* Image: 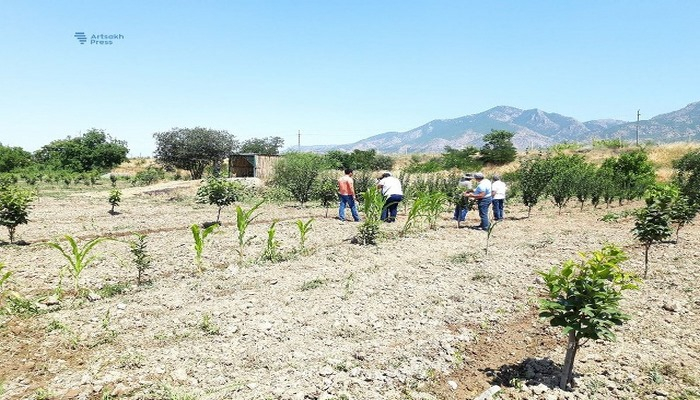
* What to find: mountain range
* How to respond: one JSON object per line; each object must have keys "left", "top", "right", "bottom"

{"left": 299, "top": 101, "right": 700, "bottom": 154}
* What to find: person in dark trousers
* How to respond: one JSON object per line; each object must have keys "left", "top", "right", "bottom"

{"left": 466, "top": 172, "right": 492, "bottom": 230}
{"left": 377, "top": 172, "right": 403, "bottom": 222}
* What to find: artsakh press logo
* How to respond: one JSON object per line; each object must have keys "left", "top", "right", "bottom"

{"left": 74, "top": 32, "right": 87, "bottom": 44}
{"left": 73, "top": 31, "right": 125, "bottom": 45}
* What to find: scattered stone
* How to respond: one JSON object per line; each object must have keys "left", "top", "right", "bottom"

{"left": 171, "top": 368, "right": 188, "bottom": 382}
{"left": 447, "top": 380, "right": 457, "bottom": 390}
{"left": 42, "top": 294, "right": 61, "bottom": 305}
{"left": 473, "top": 385, "right": 501, "bottom": 400}
{"left": 319, "top": 366, "right": 334, "bottom": 377}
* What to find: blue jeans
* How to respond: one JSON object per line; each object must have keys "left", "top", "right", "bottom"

{"left": 492, "top": 199, "right": 504, "bottom": 220}
{"left": 339, "top": 195, "right": 360, "bottom": 221}
{"left": 453, "top": 205, "right": 468, "bottom": 222}
{"left": 381, "top": 194, "right": 403, "bottom": 222}
{"left": 477, "top": 198, "right": 492, "bottom": 229}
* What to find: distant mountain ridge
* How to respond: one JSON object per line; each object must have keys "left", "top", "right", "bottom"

{"left": 299, "top": 101, "right": 700, "bottom": 153}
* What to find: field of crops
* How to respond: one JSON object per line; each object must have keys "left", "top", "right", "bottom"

{"left": 1, "top": 175, "right": 698, "bottom": 400}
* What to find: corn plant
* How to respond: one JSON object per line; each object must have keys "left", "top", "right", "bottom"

{"left": 400, "top": 193, "right": 424, "bottom": 236}
{"left": 260, "top": 220, "right": 282, "bottom": 262}
{"left": 357, "top": 186, "right": 384, "bottom": 245}
{"left": 47, "top": 235, "right": 110, "bottom": 293}
{"left": 485, "top": 220, "right": 501, "bottom": 255}
{"left": 539, "top": 244, "right": 639, "bottom": 389}
{"left": 422, "top": 191, "right": 447, "bottom": 229}
{"left": 108, "top": 189, "right": 121, "bottom": 214}
{"left": 191, "top": 223, "right": 219, "bottom": 273}
{"left": 129, "top": 233, "right": 151, "bottom": 285}
{"left": 235, "top": 200, "right": 263, "bottom": 263}
{"left": 295, "top": 218, "right": 314, "bottom": 253}
{"left": 0, "top": 263, "right": 12, "bottom": 309}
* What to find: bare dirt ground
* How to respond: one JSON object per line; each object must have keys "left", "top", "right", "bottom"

{"left": 1, "top": 180, "right": 699, "bottom": 400}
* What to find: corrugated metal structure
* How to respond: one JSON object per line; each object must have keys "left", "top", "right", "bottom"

{"left": 228, "top": 154, "right": 280, "bottom": 181}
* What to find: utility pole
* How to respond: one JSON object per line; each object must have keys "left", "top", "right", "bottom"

{"left": 636, "top": 109, "right": 641, "bottom": 146}
{"left": 297, "top": 130, "right": 301, "bottom": 150}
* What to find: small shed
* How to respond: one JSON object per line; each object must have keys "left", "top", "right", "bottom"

{"left": 228, "top": 153, "right": 280, "bottom": 181}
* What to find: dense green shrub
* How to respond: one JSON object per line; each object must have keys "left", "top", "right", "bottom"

{"left": 272, "top": 152, "right": 327, "bottom": 205}
{"left": 131, "top": 166, "right": 166, "bottom": 186}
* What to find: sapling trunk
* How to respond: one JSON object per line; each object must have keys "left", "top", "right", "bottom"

{"left": 559, "top": 331, "right": 579, "bottom": 389}
{"left": 644, "top": 244, "right": 650, "bottom": 278}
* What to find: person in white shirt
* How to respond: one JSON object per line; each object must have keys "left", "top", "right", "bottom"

{"left": 491, "top": 174, "right": 507, "bottom": 221}
{"left": 377, "top": 172, "right": 403, "bottom": 223}
{"left": 466, "top": 172, "right": 492, "bottom": 230}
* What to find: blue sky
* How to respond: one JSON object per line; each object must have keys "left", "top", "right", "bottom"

{"left": 1, "top": 1, "right": 698, "bottom": 156}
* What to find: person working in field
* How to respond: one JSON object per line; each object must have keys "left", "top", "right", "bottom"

{"left": 465, "top": 172, "right": 492, "bottom": 230}
{"left": 453, "top": 173, "right": 473, "bottom": 223}
{"left": 338, "top": 168, "right": 361, "bottom": 222}
{"left": 377, "top": 171, "right": 403, "bottom": 223}
{"left": 491, "top": 174, "right": 507, "bottom": 221}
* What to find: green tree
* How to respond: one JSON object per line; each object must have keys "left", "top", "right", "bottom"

{"left": 272, "top": 152, "right": 327, "bottom": 205}
{"left": 0, "top": 185, "right": 35, "bottom": 243}
{"left": 673, "top": 149, "right": 700, "bottom": 207}
{"left": 108, "top": 189, "right": 121, "bottom": 214}
{"left": 613, "top": 149, "right": 656, "bottom": 204}
{"left": 239, "top": 136, "right": 284, "bottom": 155}
{"left": 442, "top": 146, "right": 480, "bottom": 170}
{"left": 153, "top": 127, "right": 237, "bottom": 179}
{"left": 195, "top": 177, "right": 246, "bottom": 223}
{"left": 539, "top": 244, "right": 639, "bottom": 389}
{"left": 518, "top": 157, "right": 551, "bottom": 217}
{"left": 632, "top": 185, "right": 674, "bottom": 278}
{"left": 0, "top": 143, "right": 33, "bottom": 173}
{"left": 34, "top": 129, "right": 128, "bottom": 172}
{"left": 479, "top": 129, "right": 517, "bottom": 165}
{"left": 544, "top": 154, "right": 587, "bottom": 214}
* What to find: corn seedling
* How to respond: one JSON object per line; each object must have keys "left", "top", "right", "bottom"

{"left": 129, "top": 233, "right": 151, "bottom": 285}
{"left": 47, "top": 235, "right": 110, "bottom": 293}
{"left": 191, "top": 223, "right": 219, "bottom": 273}
{"left": 199, "top": 313, "right": 220, "bottom": 335}
{"left": 485, "top": 219, "right": 501, "bottom": 255}
{"left": 108, "top": 189, "right": 121, "bottom": 214}
{"left": 260, "top": 220, "right": 282, "bottom": 262}
{"left": 235, "top": 200, "right": 263, "bottom": 263}
{"left": 295, "top": 218, "right": 314, "bottom": 253}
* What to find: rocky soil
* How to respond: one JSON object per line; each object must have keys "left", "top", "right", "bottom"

{"left": 1, "top": 181, "right": 698, "bottom": 400}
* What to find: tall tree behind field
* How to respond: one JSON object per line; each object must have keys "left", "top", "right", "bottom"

{"left": 239, "top": 136, "right": 284, "bottom": 155}
{"left": 153, "top": 127, "right": 238, "bottom": 180}
{"left": 34, "top": 129, "right": 128, "bottom": 172}
{"left": 0, "top": 143, "right": 33, "bottom": 172}
{"left": 479, "top": 129, "right": 517, "bottom": 165}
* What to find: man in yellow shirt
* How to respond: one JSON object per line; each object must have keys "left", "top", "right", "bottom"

{"left": 338, "top": 169, "right": 360, "bottom": 222}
